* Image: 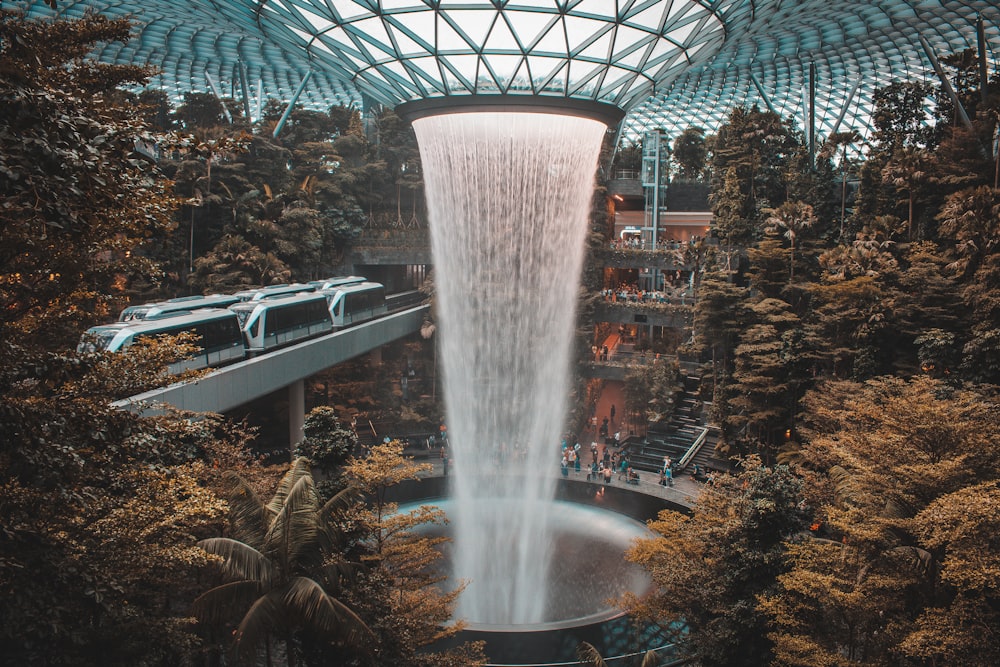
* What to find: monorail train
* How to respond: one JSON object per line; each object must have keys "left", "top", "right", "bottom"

{"left": 229, "top": 292, "right": 332, "bottom": 354}
{"left": 308, "top": 275, "right": 365, "bottom": 291}
{"left": 231, "top": 283, "right": 316, "bottom": 302}
{"left": 119, "top": 294, "right": 241, "bottom": 321}
{"left": 86, "top": 278, "right": 397, "bottom": 371}
{"left": 80, "top": 308, "right": 245, "bottom": 373}
{"left": 324, "top": 281, "right": 388, "bottom": 328}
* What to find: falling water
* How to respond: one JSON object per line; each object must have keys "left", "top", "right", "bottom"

{"left": 412, "top": 111, "right": 606, "bottom": 625}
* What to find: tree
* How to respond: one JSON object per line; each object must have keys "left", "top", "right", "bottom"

{"left": 767, "top": 377, "right": 1000, "bottom": 666}
{"left": 341, "top": 439, "right": 487, "bottom": 666}
{"left": 0, "top": 12, "right": 241, "bottom": 665}
{"left": 194, "top": 458, "right": 374, "bottom": 666}
{"left": 0, "top": 10, "right": 176, "bottom": 348}
{"left": 765, "top": 201, "right": 816, "bottom": 283}
{"left": 294, "top": 406, "right": 358, "bottom": 482}
{"left": 672, "top": 126, "right": 707, "bottom": 180}
{"left": 726, "top": 298, "right": 802, "bottom": 457}
{"left": 623, "top": 458, "right": 807, "bottom": 667}
{"left": 188, "top": 234, "right": 291, "bottom": 292}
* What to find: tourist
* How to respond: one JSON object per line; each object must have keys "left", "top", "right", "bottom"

{"left": 603, "top": 463, "right": 613, "bottom": 484}
{"left": 441, "top": 446, "right": 449, "bottom": 476}
{"left": 610, "top": 403, "right": 616, "bottom": 423}
{"left": 561, "top": 455, "right": 569, "bottom": 477}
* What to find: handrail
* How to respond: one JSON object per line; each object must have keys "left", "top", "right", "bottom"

{"left": 677, "top": 427, "right": 709, "bottom": 471}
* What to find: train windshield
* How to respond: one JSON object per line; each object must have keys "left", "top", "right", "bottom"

{"left": 120, "top": 306, "right": 152, "bottom": 321}
{"left": 78, "top": 328, "right": 120, "bottom": 352}
{"left": 229, "top": 305, "right": 254, "bottom": 327}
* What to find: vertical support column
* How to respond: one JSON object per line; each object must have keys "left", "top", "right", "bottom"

{"left": 288, "top": 379, "right": 305, "bottom": 452}
{"left": 808, "top": 63, "right": 816, "bottom": 170}
{"left": 238, "top": 62, "right": 252, "bottom": 122}
{"left": 978, "top": 15, "right": 989, "bottom": 108}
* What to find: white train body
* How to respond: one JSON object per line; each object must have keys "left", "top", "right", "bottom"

{"left": 229, "top": 292, "right": 332, "bottom": 354}
{"left": 323, "top": 281, "right": 388, "bottom": 328}
{"left": 80, "top": 308, "right": 245, "bottom": 373}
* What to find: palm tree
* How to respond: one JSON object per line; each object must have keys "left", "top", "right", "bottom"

{"left": 577, "top": 641, "right": 660, "bottom": 667}
{"left": 193, "top": 458, "right": 373, "bottom": 666}
{"left": 765, "top": 200, "right": 816, "bottom": 282}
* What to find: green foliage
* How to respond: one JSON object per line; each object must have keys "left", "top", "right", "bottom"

{"left": 768, "top": 377, "right": 1000, "bottom": 666}
{"left": 294, "top": 406, "right": 358, "bottom": 479}
{"left": 624, "top": 458, "right": 807, "bottom": 667}
{"left": 194, "top": 459, "right": 373, "bottom": 665}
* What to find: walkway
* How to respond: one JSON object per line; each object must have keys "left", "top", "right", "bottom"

{"left": 410, "top": 452, "right": 701, "bottom": 509}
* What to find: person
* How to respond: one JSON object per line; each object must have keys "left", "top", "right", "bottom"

{"left": 589, "top": 460, "right": 598, "bottom": 481}
{"left": 610, "top": 403, "right": 616, "bottom": 423}
{"left": 603, "top": 463, "right": 613, "bottom": 484}
{"left": 441, "top": 446, "right": 449, "bottom": 476}
{"left": 664, "top": 465, "right": 673, "bottom": 487}
{"left": 561, "top": 455, "right": 569, "bottom": 477}
{"left": 599, "top": 418, "right": 609, "bottom": 439}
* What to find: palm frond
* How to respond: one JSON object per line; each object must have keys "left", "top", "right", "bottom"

{"left": 266, "top": 457, "right": 312, "bottom": 515}
{"left": 198, "top": 537, "right": 274, "bottom": 585}
{"left": 576, "top": 641, "right": 607, "bottom": 666}
{"left": 234, "top": 590, "right": 287, "bottom": 664}
{"left": 264, "top": 474, "right": 320, "bottom": 568}
{"left": 191, "top": 580, "right": 263, "bottom": 624}
{"left": 283, "top": 576, "right": 374, "bottom": 648}
{"left": 224, "top": 471, "right": 270, "bottom": 548}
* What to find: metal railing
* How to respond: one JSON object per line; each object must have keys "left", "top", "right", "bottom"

{"left": 676, "top": 427, "right": 709, "bottom": 471}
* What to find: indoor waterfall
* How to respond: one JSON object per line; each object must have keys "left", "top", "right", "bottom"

{"left": 412, "top": 111, "right": 606, "bottom": 624}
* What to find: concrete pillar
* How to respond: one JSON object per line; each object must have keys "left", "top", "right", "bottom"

{"left": 288, "top": 379, "right": 305, "bottom": 451}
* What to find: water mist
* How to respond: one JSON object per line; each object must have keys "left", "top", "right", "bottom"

{"left": 412, "top": 111, "right": 606, "bottom": 625}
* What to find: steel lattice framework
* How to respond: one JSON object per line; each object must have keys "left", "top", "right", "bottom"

{"left": 18, "top": 0, "right": 1000, "bottom": 143}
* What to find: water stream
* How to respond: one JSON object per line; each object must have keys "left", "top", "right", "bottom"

{"left": 412, "top": 111, "right": 606, "bottom": 624}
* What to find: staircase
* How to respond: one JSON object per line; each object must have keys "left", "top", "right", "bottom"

{"left": 625, "top": 374, "right": 707, "bottom": 474}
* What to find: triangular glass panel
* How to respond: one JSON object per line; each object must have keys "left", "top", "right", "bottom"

{"left": 565, "top": 15, "right": 607, "bottom": 51}
{"left": 319, "top": 25, "right": 361, "bottom": 57}
{"left": 624, "top": 2, "right": 666, "bottom": 32}
{"left": 504, "top": 9, "right": 554, "bottom": 50}
{"left": 408, "top": 56, "right": 446, "bottom": 92}
{"left": 353, "top": 17, "right": 395, "bottom": 56}
{"left": 575, "top": 27, "right": 614, "bottom": 61}
{"left": 385, "top": 21, "right": 428, "bottom": 55}
{"left": 614, "top": 42, "right": 650, "bottom": 70}
{"left": 483, "top": 53, "right": 523, "bottom": 88}
{"left": 663, "top": 20, "right": 696, "bottom": 47}
{"left": 436, "top": 12, "right": 470, "bottom": 50}
{"left": 567, "top": 0, "right": 615, "bottom": 21}
{"left": 380, "top": 0, "right": 423, "bottom": 11}
{"left": 441, "top": 9, "right": 497, "bottom": 47}
{"left": 484, "top": 13, "right": 521, "bottom": 52}
{"left": 330, "top": 0, "right": 372, "bottom": 21}
{"left": 504, "top": 57, "right": 531, "bottom": 93}
{"left": 387, "top": 12, "right": 435, "bottom": 54}
{"left": 526, "top": 54, "right": 562, "bottom": 84}
{"left": 612, "top": 24, "right": 653, "bottom": 58}
{"left": 440, "top": 53, "right": 480, "bottom": 86}
{"left": 532, "top": 17, "right": 568, "bottom": 55}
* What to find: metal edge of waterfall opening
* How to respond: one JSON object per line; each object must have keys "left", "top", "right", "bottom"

{"left": 394, "top": 95, "right": 626, "bottom": 127}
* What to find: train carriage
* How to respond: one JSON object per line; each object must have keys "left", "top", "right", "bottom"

{"left": 80, "top": 308, "right": 245, "bottom": 373}
{"left": 323, "top": 281, "right": 387, "bottom": 328}
{"left": 229, "top": 292, "right": 333, "bottom": 354}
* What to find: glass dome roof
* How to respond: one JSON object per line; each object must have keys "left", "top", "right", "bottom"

{"left": 20, "top": 1, "right": 1000, "bottom": 142}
